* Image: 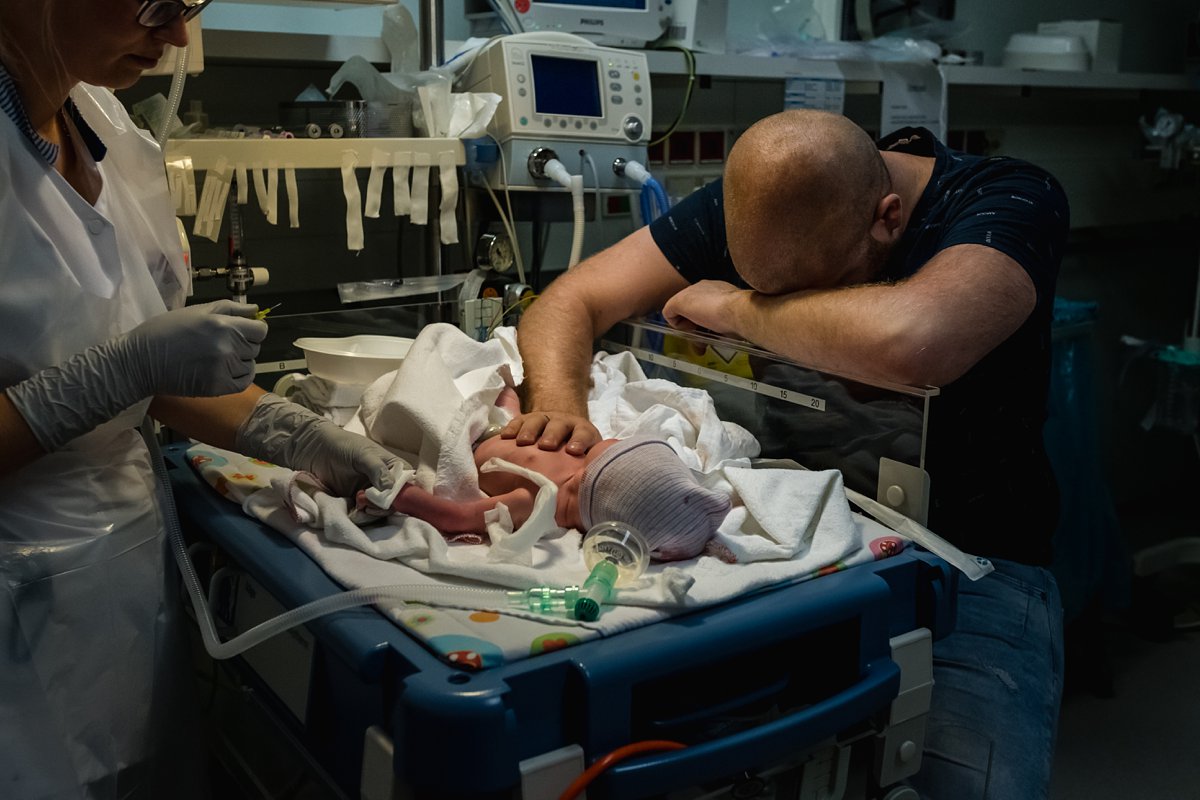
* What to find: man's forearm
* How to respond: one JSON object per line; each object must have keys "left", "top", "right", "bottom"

{"left": 517, "top": 227, "right": 689, "bottom": 417}
{"left": 731, "top": 285, "right": 915, "bottom": 382}
{"left": 516, "top": 291, "right": 598, "bottom": 417}
{"left": 729, "top": 243, "right": 1035, "bottom": 388}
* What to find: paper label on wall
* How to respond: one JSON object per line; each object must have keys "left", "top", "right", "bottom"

{"left": 879, "top": 63, "right": 946, "bottom": 140}
{"left": 784, "top": 77, "right": 846, "bottom": 114}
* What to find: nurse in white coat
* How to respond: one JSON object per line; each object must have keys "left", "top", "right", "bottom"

{"left": 0, "top": 1, "right": 402, "bottom": 796}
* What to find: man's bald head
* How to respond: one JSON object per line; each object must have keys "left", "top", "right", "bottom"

{"left": 724, "top": 110, "right": 893, "bottom": 294}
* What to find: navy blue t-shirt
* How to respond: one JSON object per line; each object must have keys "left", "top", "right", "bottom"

{"left": 648, "top": 128, "right": 1069, "bottom": 565}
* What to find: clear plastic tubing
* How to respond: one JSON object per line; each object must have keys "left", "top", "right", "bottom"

{"left": 157, "top": 443, "right": 655, "bottom": 656}
{"left": 157, "top": 45, "right": 189, "bottom": 149}
{"left": 158, "top": 462, "right": 580, "bottom": 659}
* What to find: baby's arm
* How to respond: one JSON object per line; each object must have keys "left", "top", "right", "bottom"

{"left": 383, "top": 483, "right": 537, "bottom": 534}
{"left": 495, "top": 385, "right": 522, "bottom": 416}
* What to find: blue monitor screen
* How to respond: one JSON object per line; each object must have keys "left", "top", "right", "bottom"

{"left": 534, "top": 0, "right": 647, "bottom": 7}
{"left": 530, "top": 55, "right": 602, "bottom": 117}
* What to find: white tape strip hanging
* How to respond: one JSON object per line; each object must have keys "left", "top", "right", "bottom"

{"left": 192, "top": 157, "right": 220, "bottom": 237}
{"left": 251, "top": 162, "right": 269, "bottom": 217}
{"left": 341, "top": 150, "right": 365, "bottom": 251}
{"left": 166, "top": 156, "right": 196, "bottom": 217}
{"left": 392, "top": 151, "right": 412, "bottom": 217}
{"left": 266, "top": 161, "right": 279, "bottom": 226}
{"left": 236, "top": 163, "right": 249, "bottom": 204}
{"left": 192, "top": 156, "right": 232, "bottom": 242}
{"left": 182, "top": 158, "right": 197, "bottom": 217}
{"left": 410, "top": 151, "right": 431, "bottom": 226}
{"left": 285, "top": 164, "right": 299, "bottom": 228}
{"left": 365, "top": 149, "right": 388, "bottom": 219}
{"left": 438, "top": 150, "right": 459, "bottom": 245}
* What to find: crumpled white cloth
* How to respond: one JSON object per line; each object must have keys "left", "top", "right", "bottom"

{"left": 233, "top": 324, "right": 880, "bottom": 632}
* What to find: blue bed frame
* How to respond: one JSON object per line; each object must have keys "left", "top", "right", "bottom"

{"left": 163, "top": 442, "right": 956, "bottom": 799}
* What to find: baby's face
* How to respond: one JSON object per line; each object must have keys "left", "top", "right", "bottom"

{"left": 555, "top": 439, "right": 620, "bottom": 528}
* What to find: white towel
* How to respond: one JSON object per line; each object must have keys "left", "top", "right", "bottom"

{"left": 717, "top": 466, "right": 857, "bottom": 564}
{"left": 348, "top": 322, "right": 523, "bottom": 500}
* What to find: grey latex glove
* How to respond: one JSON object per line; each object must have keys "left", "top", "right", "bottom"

{"left": 235, "top": 392, "right": 400, "bottom": 496}
{"left": 7, "top": 300, "right": 267, "bottom": 452}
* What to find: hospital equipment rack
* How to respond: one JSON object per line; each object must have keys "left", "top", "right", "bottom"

{"left": 163, "top": 442, "right": 955, "bottom": 800}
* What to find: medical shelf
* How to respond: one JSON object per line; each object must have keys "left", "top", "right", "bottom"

{"left": 938, "top": 65, "right": 1196, "bottom": 91}
{"left": 641, "top": 50, "right": 1198, "bottom": 93}
{"left": 164, "top": 136, "right": 465, "bottom": 171}
{"left": 198, "top": 28, "right": 1197, "bottom": 95}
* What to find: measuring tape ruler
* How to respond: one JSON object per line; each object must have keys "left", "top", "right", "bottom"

{"left": 254, "top": 358, "right": 308, "bottom": 375}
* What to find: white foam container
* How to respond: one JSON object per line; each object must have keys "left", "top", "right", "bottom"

{"left": 294, "top": 335, "right": 414, "bottom": 384}
{"left": 1002, "top": 32, "right": 1090, "bottom": 71}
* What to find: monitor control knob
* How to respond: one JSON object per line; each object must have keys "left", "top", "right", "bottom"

{"left": 622, "top": 116, "right": 644, "bottom": 141}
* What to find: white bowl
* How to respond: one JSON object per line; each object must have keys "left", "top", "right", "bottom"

{"left": 1002, "top": 32, "right": 1089, "bottom": 71}
{"left": 294, "top": 335, "right": 413, "bottom": 384}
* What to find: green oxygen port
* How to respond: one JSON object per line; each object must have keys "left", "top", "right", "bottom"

{"left": 574, "top": 559, "right": 619, "bottom": 621}
{"left": 506, "top": 586, "right": 580, "bottom": 614}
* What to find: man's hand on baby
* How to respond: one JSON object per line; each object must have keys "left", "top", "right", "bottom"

{"left": 500, "top": 411, "right": 601, "bottom": 454}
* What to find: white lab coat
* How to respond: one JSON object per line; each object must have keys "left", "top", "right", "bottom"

{"left": 0, "top": 84, "right": 198, "bottom": 798}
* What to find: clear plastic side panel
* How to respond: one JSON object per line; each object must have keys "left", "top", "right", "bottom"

{"left": 603, "top": 318, "right": 938, "bottom": 501}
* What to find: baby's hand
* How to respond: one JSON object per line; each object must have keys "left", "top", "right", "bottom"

{"left": 355, "top": 489, "right": 392, "bottom": 519}
{"left": 500, "top": 410, "right": 601, "bottom": 455}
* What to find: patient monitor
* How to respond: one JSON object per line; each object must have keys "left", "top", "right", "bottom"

{"left": 458, "top": 33, "right": 651, "bottom": 190}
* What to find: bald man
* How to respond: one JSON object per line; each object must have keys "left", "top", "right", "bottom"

{"left": 508, "top": 110, "right": 1069, "bottom": 799}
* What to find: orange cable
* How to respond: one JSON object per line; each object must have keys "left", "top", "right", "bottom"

{"left": 557, "top": 739, "right": 686, "bottom": 800}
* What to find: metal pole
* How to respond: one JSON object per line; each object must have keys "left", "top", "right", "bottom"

{"left": 418, "top": 0, "right": 445, "bottom": 71}
{"left": 418, "top": 0, "right": 446, "bottom": 315}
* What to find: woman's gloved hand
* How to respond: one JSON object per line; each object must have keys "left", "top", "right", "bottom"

{"left": 6, "top": 300, "right": 267, "bottom": 452}
{"left": 117, "top": 300, "right": 267, "bottom": 398}
{"left": 235, "top": 393, "right": 400, "bottom": 496}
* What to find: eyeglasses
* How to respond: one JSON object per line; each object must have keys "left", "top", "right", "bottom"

{"left": 136, "top": 0, "right": 213, "bottom": 28}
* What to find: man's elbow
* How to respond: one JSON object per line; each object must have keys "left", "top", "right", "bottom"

{"left": 876, "top": 328, "right": 973, "bottom": 388}
{"left": 883, "top": 350, "right": 967, "bottom": 388}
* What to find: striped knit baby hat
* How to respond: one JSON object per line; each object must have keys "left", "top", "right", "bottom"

{"left": 579, "top": 436, "right": 731, "bottom": 561}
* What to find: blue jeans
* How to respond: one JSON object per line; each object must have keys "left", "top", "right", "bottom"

{"left": 908, "top": 559, "right": 1065, "bottom": 800}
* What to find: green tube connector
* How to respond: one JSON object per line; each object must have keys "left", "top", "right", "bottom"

{"left": 506, "top": 586, "right": 581, "bottom": 615}
{"left": 574, "top": 559, "right": 619, "bottom": 622}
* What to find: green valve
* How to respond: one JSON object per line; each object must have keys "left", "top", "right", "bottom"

{"left": 574, "top": 559, "right": 619, "bottom": 621}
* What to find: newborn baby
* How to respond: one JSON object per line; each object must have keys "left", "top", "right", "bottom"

{"left": 362, "top": 391, "right": 731, "bottom": 561}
